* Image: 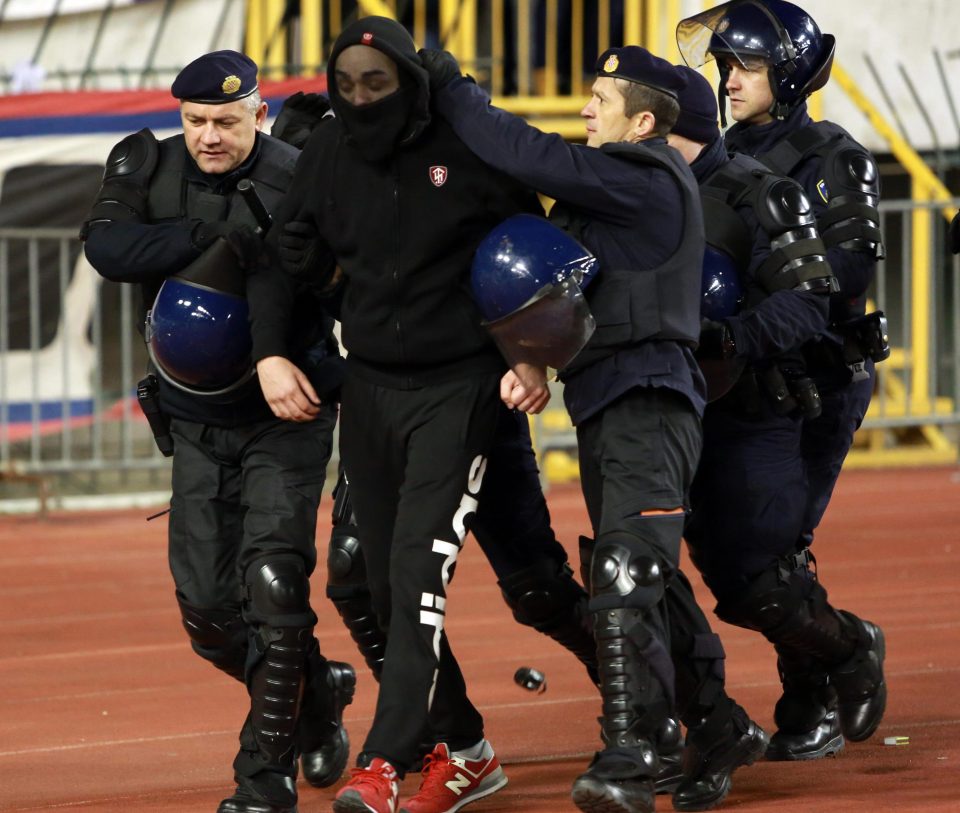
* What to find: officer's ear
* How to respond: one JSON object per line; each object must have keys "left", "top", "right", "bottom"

{"left": 630, "top": 109, "right": 656, "bottom": 142}
{"left": 254, "top": 101, "right": 269, "bottom": 131}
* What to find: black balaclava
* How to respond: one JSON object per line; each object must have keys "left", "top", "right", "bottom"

{"left": 327, "top": 16, "right": 431, "bottom": 163}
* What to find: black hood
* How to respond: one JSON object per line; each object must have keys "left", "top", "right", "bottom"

{"left": 327, "top": 16, "right": 431, "bottom": 149}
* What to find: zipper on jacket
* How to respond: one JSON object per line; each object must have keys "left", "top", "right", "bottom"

{"left": 392, "top": 169, "right": 406, "bottom": 364}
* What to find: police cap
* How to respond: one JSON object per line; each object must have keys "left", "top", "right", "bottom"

{"left": 595, "top": 46, "right": 684, "bottom": 100}
{"left": 171, "top": 50, "right": 259, "bottom": 104}
{"left": 672, "top": 65, "right": 720, "bottom": 144}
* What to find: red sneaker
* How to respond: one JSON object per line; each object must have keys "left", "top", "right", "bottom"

{"left": 333, "top": 757, "right": 399, "bottom": 813}
{"left": 400, "top": 741, "right": 508, "bottom": 813}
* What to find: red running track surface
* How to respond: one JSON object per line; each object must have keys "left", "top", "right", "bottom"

{"left": 1, "top": 467, "right": 958, "bottom": 812}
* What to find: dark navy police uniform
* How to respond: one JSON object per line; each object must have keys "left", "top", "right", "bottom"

{"left": 430, "top": 46, "right": 762, "bottom": 813}
{"left": 82, "top": 50, "right": 350, "bottom": 813}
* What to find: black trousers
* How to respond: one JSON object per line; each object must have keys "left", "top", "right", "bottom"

{"left": 577, "top": 386, "right": 707, "bottom": 737}
{"left": 168, "top": 409, "right": 336, "bottom": 611}
{"left": 471, "top": 405, "right": 569, "bottom": 578}
{"left": 339, "top": 372, "right": 501, "bottom": 772}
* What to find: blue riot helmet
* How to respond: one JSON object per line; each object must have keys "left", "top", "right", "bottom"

{"left": 471, "top": 214, "right": 598, "bottom": 370}
{"left": 698, "top": 246, "right": 746, "bottom": 402}
{"left": 145, "top": 238, "right": 256, "bottom": 396}
{"left": 701, "top": 245, "right": 744, "bottom": 321}
{"left": 676, "top": 0, "right": 835, "bottom": 121}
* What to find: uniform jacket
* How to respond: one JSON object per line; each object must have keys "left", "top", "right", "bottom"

{"left": 84, "top": 132, "right": 338, "bottom": 426}
{"left": 693, "top": 135, "right": 828, "bottom": 363}
{"left": 725, "top": 103, "right": 877, "bottom": 324}
{"left": 433, "top": 77, "right": 707, "bottom": 425}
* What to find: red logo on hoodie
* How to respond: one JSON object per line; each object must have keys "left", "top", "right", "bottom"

{"left": 429, "top": 166, "right": 448, "bottom": 187}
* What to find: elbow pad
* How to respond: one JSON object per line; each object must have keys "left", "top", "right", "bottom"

{"left": 80, "top": 128, "right": 159, "bottom": 239}
{"left": 754, "top": 177, "right": 836, "bottom": 295}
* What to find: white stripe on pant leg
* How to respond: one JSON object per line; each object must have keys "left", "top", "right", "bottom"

{"left": 421, "top": 454, "right": 489, "bottom": 709}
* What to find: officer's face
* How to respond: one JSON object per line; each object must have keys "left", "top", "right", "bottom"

{"left": 581, "top": 77, "right": 645, "bottom": 147}
{"left": 335, "top": 46, "right": 401, "bottom": 106}
{"left": 720, "top": 56, "right": 775, "bottom": 125}
{"left": 181, "top": 99, "right": 267, "bottom": 174}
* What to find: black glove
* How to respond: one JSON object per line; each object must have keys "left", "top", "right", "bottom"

{"left": 190, "top": 220, "right": 263, "bottom": 269}
{"left": 418, "top": 48, "right": 463, "bottom": 92}
{"left": 279, "top": 220, "right": 336, "bottom": 289}
{"left": 697, "top": 319, "right": 736, "bottom": 359}
{"left": 950, "top": 211, "right": 960, "bottom": 256}
{"left": 270, "top": 91, "right": 332, "bottom": 150}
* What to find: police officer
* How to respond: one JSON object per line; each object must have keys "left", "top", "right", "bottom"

{"left": 81, "top": 51, "right": 354, "bottom": 813}
{"left": 667, "top": 63, "right": 851, "bottom": 768}
{"left": 259, "top": 17, "right": 541, "bottom": 813}
{"left": 950, "top": 211, "right": 960, "bottom": 255}
{"left": 677, "top": 0, "right": 887, "bottom": 761}
{"left": 421, "top": 44, "right": 766, "bottom": 813}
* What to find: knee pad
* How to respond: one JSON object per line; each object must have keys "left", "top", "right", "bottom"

{"left": 589, "top": 531, "right": 665, "bottom": 613}
{"left": 245, "top": 554, "right": 316, "bottom": 630}
{"left": 714, "top": 561, "right": 808, "bottom": 633}
{"left": 499, "top": 558, "right": 587, "bottom": 630}
{"left": 326, "top": 523, "right": 367, "bottom": 591}
{"left": 176, "top": 594, "right": 247, "bottom": 681}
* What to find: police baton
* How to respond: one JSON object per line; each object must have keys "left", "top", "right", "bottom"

{"left": 237, "top": 179, "right": 273, "bottom": 237}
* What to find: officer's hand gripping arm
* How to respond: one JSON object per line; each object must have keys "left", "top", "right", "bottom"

{"left": 418, "top": 48, "right": 465, "bottom": 91}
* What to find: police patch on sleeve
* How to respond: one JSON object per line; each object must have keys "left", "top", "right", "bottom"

{"left": 816, "top": 179, "right": 830, "bottom": 203}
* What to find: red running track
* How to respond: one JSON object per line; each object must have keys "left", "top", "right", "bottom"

{"left": 1, "top": 466, "right": 958, "bottom": 812}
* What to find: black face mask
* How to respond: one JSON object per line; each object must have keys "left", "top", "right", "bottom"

{"left": 336, "top": 84, "right": 419, "bottom": 163}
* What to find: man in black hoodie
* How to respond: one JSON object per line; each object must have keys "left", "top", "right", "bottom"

{"left": 258, "top": 16, "right": 539, "bottom": 813}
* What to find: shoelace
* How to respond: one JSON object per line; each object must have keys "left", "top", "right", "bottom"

{"left": 415, "top": 750, "right": 458, "bottom": 797}
{"left": 347, "top": 766, "right": 395, "bottom": 791}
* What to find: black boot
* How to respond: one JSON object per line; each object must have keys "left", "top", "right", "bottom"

{"left": 572, "top": 748, "right": 657, "bottom": 813}
{"left": 217, "top": 776, "right": 298, "bottom": 813}
{"left": 654, "top": 717, "right": 684, "bottom": 794}
{"left": 298, "top": 655, "right": 357, "bottom": 787}
{"left": 571, "top": 604, "right": 670, "bottom": 813}
{"left": 672, "top": 705, "right": 768, "bottom": 812}
{"left": 829, "top": 613, "right": 886, "bottom": 742}
{"left": 766, "top": 650, "right": 844, "bottom": 761}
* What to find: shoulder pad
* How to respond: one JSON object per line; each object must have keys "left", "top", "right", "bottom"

{"left": 104, "top": 128, "right": 160, "bottom": 183}
{"left": 816, "top": 139, "right": 883, "bottom": 257}
{"left": 80, "top": 128, "right": 159, "bottom": 238}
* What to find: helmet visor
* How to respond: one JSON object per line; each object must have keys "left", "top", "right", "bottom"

{"left": 677, "top": 1, "right": 791, "bottom": 71}
{"left": 484, "top": 280, "right": 595, "bottom": 371}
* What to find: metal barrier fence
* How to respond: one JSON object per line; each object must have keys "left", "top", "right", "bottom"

{"left": 1, "top": 201, "right": 958, "bottom": 504}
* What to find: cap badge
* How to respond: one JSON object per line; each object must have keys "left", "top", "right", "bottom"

{"left": 603, "top": 54, "right": 619, "bottom": 73}
{"left": 361, "top": 32, "right": 374, "bottom": 44}
{"left": 716, "top": 17, "right": 730, "bottom": 34}
{"left": 222, "top": 75, "right": 241, "bottom": 94}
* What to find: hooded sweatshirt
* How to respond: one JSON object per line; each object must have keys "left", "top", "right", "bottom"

{"left": 266, "top": 16, "right": 539, "bottom": 388}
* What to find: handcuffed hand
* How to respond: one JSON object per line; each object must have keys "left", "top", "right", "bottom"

{"left": 270, "top": 91, "right": 332, "bottom": 150}
{"left": 418, "top": 48, "right": 463, "bottom": 91}
{"left": 501, "top": 363, "right": 550, "bottom": 414}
